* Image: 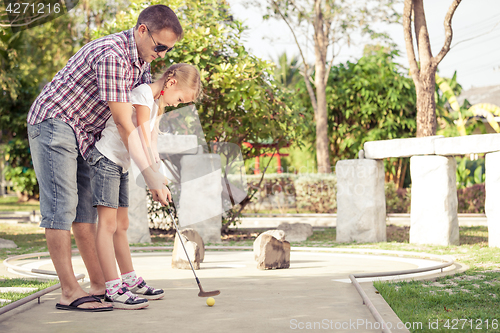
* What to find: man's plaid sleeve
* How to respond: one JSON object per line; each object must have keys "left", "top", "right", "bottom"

{"left": 96, "top": 55, "right": 131, "bottom": 103}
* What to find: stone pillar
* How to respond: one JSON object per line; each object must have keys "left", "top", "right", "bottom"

{"left": 409, "top": 156, "right": 458, "bottom": 246}
{"left": 485, "top": 151, "right": 500, "bottom": 248}
{"left": 335, "top": 159, "right": 386, "bottom": 243}
{"left": 178, "top": 154, "right": 222, "bottom": 244}
{"left": 127, "top": 176, "right": 151, "bottom": 244}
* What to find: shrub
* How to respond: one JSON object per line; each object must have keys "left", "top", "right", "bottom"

{"left": 294, "top": 174, "right": 336, "bottom": 213}
{"left": 457, "top": 183, "right": 485, "bottom": 214}
{"left": 385, "top": 182, "right": 411, "bottom": 213}
{"left": 384, "top": 183, "right": 485, "bottom": 214}
{"left": 2, "top": 139, "right": 38, "bottom": 201}
{"left": 242, "top": 173, "right": 338, "bottom": 213}
{"left": 244, "top": 173, "right": 299, "bottom": 213}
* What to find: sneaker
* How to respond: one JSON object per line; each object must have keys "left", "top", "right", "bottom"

{"left": 125, "top": 277, "right": 165, "bottom": 300}
{"left": 104, "top": 287, "right": 149, "bottom": 310}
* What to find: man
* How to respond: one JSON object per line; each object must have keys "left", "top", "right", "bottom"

{"left": 27, "top": 5, "right": 178, "bottom": 311}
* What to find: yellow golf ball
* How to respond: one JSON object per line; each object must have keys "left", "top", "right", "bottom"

{"left": 206, "top": 297, "right": 215, "bottom": 307}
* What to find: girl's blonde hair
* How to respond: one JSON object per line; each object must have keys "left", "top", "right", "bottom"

{"left": 157, "top": 63, "right": 203, "bottom": 115}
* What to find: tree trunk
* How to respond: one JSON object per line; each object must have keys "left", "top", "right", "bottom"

{"left": 313, "top": 0, "right": 331, "bottom": 173}
{"left": 315, "top": 65, "right": 330, "bottom": 173}
{"left": 412, "top": 0, "right": 436, "bottom": 137}
{"left": 415, "top": 68, "right": 437, "bottom": 137}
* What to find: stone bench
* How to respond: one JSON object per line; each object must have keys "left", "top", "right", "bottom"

{"left": 336, "top": 133, "right": 500, "bottom": 247}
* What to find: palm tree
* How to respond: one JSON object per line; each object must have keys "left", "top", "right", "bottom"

{"left": 273, "top": 52, "right": 302, "bottom": 89}
{"left": 436, "top": 73, "right": 500, "bottom": 136}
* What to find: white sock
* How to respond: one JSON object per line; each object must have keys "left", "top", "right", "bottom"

{"left": 105, "top": 278, "right": 122, "bottom": 295}
{"left": 122, "top": 270, "right": 139, "bottom": 287}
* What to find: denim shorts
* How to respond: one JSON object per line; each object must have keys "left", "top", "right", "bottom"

{"left": 27, "top": 118, "right": 97, "bottom": 230}
{"left": 88, "top": 148, "right": 129, "bottom": 209}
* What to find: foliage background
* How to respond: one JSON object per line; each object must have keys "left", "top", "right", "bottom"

{"left": 294, "top": 49, "right": 417, "bottom": 168}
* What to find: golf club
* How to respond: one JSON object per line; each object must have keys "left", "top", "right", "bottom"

{"left": 165, "top": 207, "right": 220, "bottom": 297}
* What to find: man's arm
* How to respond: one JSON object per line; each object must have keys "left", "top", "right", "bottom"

{"left": 151, "top": 116, "right": 161, "bottom": 166}
{"left": 108, "top": 101, "right": 170, "bottom": 205}
{"left": 135, "top": 104, "right": 155, "bottom": 167}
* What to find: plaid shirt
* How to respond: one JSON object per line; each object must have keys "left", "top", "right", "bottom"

{"left": 28, "top": 28, "right": 152, "bottom": 159}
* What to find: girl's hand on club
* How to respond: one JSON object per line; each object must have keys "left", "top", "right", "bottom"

{"left": 143, "top": 167, "right": 170, "bottom": 206}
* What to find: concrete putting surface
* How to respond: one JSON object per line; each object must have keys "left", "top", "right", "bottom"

{"left": 1, "top": 249, "right": 460, "bottom": 333}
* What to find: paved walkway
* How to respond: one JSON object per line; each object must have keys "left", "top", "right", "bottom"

{"left": 0, "top": 249, "right": 463, "bottom": 333}
{"left": 234, "top": 213, "right": 488, "bottom": 229}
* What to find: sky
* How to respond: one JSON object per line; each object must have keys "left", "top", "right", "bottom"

{"left": 226, "top": 0, "right": 500, "bottom": 91}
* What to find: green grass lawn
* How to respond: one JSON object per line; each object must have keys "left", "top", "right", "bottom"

{"left": 0, "top": 196, "right": 40, "bottom": 212}
{"left": 0, "top": 278, "right": 58, "bottom": 306}
{"left": 0, "top": 223, "right": 73, "bottom": 308}
{"left": 374, "top": 272, "right": 500, "bottom": 333}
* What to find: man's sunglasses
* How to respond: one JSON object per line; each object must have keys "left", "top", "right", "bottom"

{"left": 143, "top": 24, "right": 174, "bottom": 53}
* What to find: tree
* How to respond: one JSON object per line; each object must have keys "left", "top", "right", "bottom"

{"left": 259, "top": 0, "right": 399, "bottom": 173}
{"left": 403, "top": 0, "right": 462, "bottom": 137}
{"left": 295, "top": 49, "right": 417, "bottom": 185}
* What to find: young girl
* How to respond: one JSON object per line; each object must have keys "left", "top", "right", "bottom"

{"left": 89, "top": 63, "right": 202, "bottom": 309}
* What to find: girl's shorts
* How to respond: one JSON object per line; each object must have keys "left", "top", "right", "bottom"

{"left": 88, "top": 148, "right": 129, "bottom": 209}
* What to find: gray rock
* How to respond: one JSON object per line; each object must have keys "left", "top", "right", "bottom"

{"left": 409, "top": 156, "right": 459, "bottom": 246}
{"left": 276, "top": 222, "right": 312, "bottom": 242}
{"left": 485, "top": 151, "right": 500, "bottom": 248}
{"left": 171, "top": 233, "right": 201, "bottom": 270}
{"left": 0, "top": 238, "right": 17, "bottom": 249}
{"left": 179, "top": 228, "right": 205, "bottom": 262}
{"left": 253, "top": 230, "right": 286, "bottom": 260}
{"left": 335, "top": 159, "right": 386, "bottom": 243}
{"left": 255, "top": 234, "right": 290, "bottom": 270}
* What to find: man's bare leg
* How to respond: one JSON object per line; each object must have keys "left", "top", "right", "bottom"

{"left": 72, "top": 222, "right": 106, "bottom": 296}
{"left": 46, "top": 228, "right": 109, "bottom": 309}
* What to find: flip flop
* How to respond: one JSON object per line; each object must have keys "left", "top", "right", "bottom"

{"left": 92, "top": 294, "right": 105, "bottom": 300}
{"left": 56, "top": 295, "right": 113, "bottom": 312}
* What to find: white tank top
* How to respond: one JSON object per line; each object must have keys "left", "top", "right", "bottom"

{"left": 95, "top": 84, "right": 158, "bottom": 172}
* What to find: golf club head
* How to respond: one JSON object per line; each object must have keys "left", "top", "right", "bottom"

{"left": 198, "top": 290, "right": 221, "bottom": 297}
